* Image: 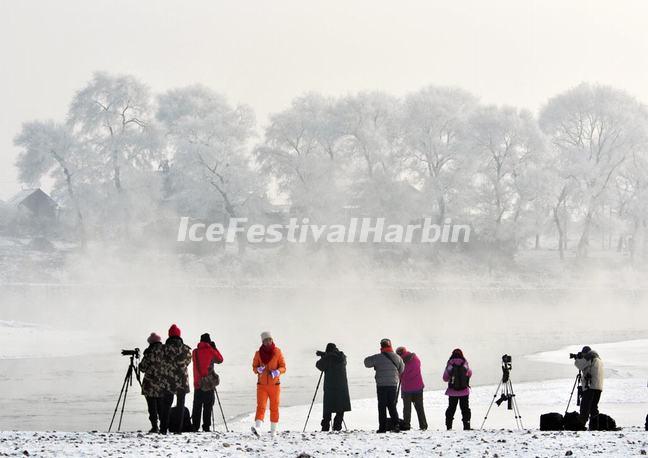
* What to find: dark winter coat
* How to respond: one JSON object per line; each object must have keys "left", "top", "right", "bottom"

{"left": 316, "top": 349, "right": 352, "bottom": 413}
{"left": 161, "top": 336, "right": 193, "bottom": 394}
{"left": 139, "top": 342, "right": 165, "bottom": 398}
{"left": 364, "top": 350, "right": 404, "bottom": 387}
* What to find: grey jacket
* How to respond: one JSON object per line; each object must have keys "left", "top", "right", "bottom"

{"left": 364, "top": 351, "right": 405, "bottom": 387}
{"left": 574, "top": 351, "right": 604, "bottom": 391}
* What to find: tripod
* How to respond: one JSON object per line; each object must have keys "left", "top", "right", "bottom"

{"left": 109, "top": 352, "right": 142, "bottom": 432}
{"left": 481, "top": 366, "right": 523, "bottom": 429}
{"left": 565, "top": 371, "right": 582, "bottom": 413}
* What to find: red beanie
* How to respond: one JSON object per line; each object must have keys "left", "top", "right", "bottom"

{"left": 168, "top": 324, "right": 181, "bottom": 338}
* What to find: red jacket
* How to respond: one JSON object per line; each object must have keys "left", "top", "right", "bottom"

{"left": 192, "top": 342, "right": 224, "bottom": 389}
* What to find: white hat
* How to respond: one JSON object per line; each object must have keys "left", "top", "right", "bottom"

{"left": 261, "top": 331, "right": 272, "bottom": 341}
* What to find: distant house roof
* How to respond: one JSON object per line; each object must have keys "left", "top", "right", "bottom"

{"left": 8, "top": 188, "right": 58, "bottom": 218}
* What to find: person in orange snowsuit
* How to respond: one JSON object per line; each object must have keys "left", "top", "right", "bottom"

{"left": 251, "top": 331, "right": 286, "bottom": 437}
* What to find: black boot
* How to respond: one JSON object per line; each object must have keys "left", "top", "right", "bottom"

{"left": 446, "top": 417, "right": 453, "bottom": 430}
{"left": 321, "top": 419, "right": 330, "bottom": 432}
{"left": 148, "top": 422, "right": 159, "bottom": 434}
{"left": 463, "top": 420, "right": 471, "bottom": 430}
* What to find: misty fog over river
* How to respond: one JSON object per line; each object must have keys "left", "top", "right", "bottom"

{"left": 1, "top": 282, "right": 646, "bottom": 431}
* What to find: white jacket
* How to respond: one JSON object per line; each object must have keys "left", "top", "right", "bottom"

{"left": 574, "top": 351, "right": 604, "bottom": 391}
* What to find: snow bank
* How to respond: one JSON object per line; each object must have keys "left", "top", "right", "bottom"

{"left": 1, "top": 429, "right": 647, "bottom": 457}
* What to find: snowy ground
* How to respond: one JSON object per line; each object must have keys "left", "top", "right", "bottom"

{"left": 1, "top": 428, "right": 648, "bottom": 457}
{"left": 1, "top": 340, "right": 647, "bottom": 456}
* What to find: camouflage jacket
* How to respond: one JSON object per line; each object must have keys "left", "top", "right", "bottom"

{"left": 139, "top": 342, "right": 165, "bottom": 397}
{"left": 161, "top": 336, "right": 193, "bottom": 394}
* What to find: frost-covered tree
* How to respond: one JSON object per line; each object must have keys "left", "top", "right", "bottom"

{"left": 14, "top": 120, "right": 86, "bottom": 243}
{"left": 66, "top": 72, "right": 162, "bottom": 237}
{"left": 400, "top": 86, "right": 478, "bottom": 223}
{"left": 157, "top": 84, "right": 259, "bottom": 222}
{"left": 539, "top": 83, "right": 646, "bottom": 258}
{"left": 335, "top": 92, "right": 409, "bottom": 219}
{"left": 255, "top": 93, "right": 346, "bottom": 220}
{"left": 466, "top": 106, "right": 545, "bottom": 244}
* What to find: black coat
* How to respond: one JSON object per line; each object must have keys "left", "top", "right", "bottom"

{"left": 316, "top": 350, "right": 351, "bottom": 413}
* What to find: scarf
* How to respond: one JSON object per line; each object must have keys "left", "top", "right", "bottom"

{"left": 380, "top": 346, "right": 394, "bottom": 353}
{"left": 259, "top": 342, "right": 276, "bottom": 364}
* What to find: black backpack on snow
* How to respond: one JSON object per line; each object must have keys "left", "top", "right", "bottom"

{"left": 169, "top": 406, "right": 193, "bottom": 433}
{"left": 449, "top": 363, "right": 470, "bottom": 391}
{"left": 540, "top": 412, "right": 564, "bottom": 431}
{"left": 563, "top": 411, "right": 586, "bottom": 431}
{"left": 589, "top": 413, "right": 619, "bottom": 431}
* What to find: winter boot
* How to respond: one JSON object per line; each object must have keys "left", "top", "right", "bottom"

{"left": 270, "top": 422, "right": 278, "bottom": 438}
{"left": 463, "top": 420, "right": 471, "bottom": 430}
{"left": 148, "top": 420, "right": 159, "bottom": 434}
{"left": 446, "top": 417, "right": 453, "bottom": 430}
{"left": 321, "top": 419, "right": 331, "bottom": 432}
{"left": 251, "top": 419, "right": 262, "bottom": 437}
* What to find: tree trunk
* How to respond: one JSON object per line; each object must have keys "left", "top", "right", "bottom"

{"left": 576, "top": 212, "right": 593, "bottom": 259}
{"left": 553, "top": 206, "right": 564, "bottom": 261}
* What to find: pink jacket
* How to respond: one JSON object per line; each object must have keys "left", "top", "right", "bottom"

{"left": 400, "top": 351, "right": 425, "bottom": 394}
{"left": 443, "top": 358, "right": 472, "bottom": 397}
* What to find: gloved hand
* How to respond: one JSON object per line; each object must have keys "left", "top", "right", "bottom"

{"left": 271, "top": 369, "right": 280, "bottom": 379}
{"left": 316, "top": 350, "right": 325, "bottom": 357}
{"left": 257, "top": 366, "right": 265, "bottom": 374}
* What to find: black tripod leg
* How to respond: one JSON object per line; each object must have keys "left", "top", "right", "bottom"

{"left": 565, "top": 373, "right": 580, "bottom": 414}
{"left": 480, "top": 379, "right": 502, "bottom": 430}
{"left": 109, "top": 366, "right": 131, "bottom": 432}
{"left": 508, "top": 381, "right": 523, "bottom": 429}
{"left": 117, "top": 365, "right": 133, "bottom": 432}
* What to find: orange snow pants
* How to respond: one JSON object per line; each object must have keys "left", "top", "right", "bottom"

{"left": 256, "top": 384, "right": 281, "bottom": 422}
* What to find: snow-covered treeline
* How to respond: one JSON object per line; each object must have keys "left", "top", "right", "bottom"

{"left": 10, "top": 72, "right": 648, "bottom": 262}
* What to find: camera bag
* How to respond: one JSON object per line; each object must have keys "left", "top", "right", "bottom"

{"left": 540, "top": 412, "right": 564, "bottom": 431}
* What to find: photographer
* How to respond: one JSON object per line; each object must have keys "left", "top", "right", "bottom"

{"left": 315, "top": 343, "right": 351, "bottom": 432}
{"left": 191, "top": 333, "right": 224, "bottom": 432}
{"left": 395, "top": 346, "right": 427, "bottom": 431}
{"left": 138, "top": 333, "right": 165, "bottom": 433}
{"left": 364, "top": 338, "right": 404, "bottom": 433}
{"left": 573, "top": 346, "right": 604, "bottom": 429}
{"left": 442, "top": 348, "right": 472, "bottom": 430}
{"left": 159, "top": 324, "right": 193, "bottom": 435}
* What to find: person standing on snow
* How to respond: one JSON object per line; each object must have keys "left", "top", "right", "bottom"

{"left": 396, "top": 346, "right": 428, "bottom": 431}
{"left": 191, "top": 333, "right": 224, "bottom": 432}
{"left": 139, "top": 332, "right": 166, "bottom": 433}
{"left": 159, "top": 324, "right": 193, "bottom": 435}
{"left": 364, "top": 338, "right": 404, "bottom": 433}
{"left": 443, "top": 348, "right": 472, "bottom": 430}
{"left": 574, "top": 346, "right": 604, "bottom": 429}
{"left": 252, "top": 331, "right": 286, "bottom": 438}
{"left": 316, "top": 342, "right": 351, "bottom": 431}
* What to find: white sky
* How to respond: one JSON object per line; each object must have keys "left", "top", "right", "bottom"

{"left": 1, "top": 0, "right": 648, "bottom": 199}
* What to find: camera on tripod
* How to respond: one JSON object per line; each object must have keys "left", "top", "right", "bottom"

{"left": 481, "top": 353, "right": 523, "bottom": 429}
{"left": 121, "top": 348, "right": 140, "bottom": 358}
{"left": 109, "top": 348, "right": 142, "bottom": 432}
{"left": 501, "top": 354, "right": 512, "bottom": 380}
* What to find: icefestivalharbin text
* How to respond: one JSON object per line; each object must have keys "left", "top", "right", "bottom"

{"left": 177, "top": 217, "right": 471, "bottom": 244}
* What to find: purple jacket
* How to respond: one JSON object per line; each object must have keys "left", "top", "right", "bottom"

{"left": 443, "top": 358, "right": 472, "bottom": 397}
{"left": 400, "top": 352, "right": 425, "bottom": 394}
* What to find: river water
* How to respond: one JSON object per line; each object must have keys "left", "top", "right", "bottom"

{"left": 0, "top": 283, "right": 646, "bottom": 431}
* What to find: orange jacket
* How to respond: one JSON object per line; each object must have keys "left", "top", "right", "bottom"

{"left": 252, "top": 347, "right": 286, "bottom": 385}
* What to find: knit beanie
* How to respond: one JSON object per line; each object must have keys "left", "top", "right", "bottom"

{"left": 168, "top": 324, "right": 181, "bottom": 338}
